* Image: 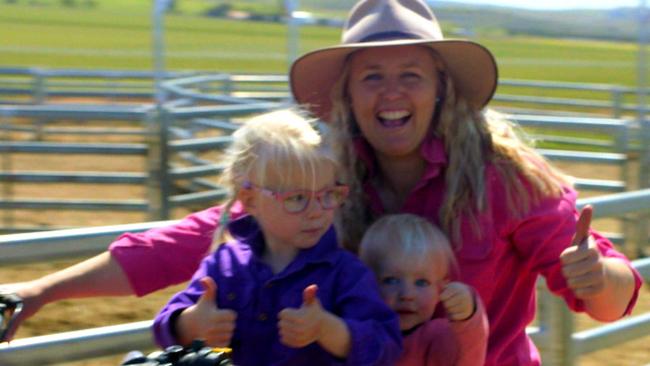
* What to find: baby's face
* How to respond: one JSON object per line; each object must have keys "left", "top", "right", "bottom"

{"left": 377, "top": 253, "right": 447, "bottom": 331}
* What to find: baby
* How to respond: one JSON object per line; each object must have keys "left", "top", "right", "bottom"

{"left": 359, "top": 213, "right": 489, "bottom": 366}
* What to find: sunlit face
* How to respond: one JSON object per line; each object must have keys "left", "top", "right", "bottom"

{"left": 346, "top": 45, "right": 440, "bottom": 160}
{"left": 242, "top": 160, "right": 340, "bottom": 256}
{"left": 377, "top": 251, "right": 448, "bottom": 331}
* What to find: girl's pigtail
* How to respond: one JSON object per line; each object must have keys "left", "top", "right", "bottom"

{"left": 210, "top": 197, "right": 237, "bottom": 252}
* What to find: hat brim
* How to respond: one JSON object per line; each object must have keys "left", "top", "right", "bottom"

{"left": 290, "top": 39, "right": 498, "bottom": 122}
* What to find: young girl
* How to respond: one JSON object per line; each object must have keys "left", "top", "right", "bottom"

{"left": 152, "top": 109, "right": 401, "bottom": 366}
{"left": 360, "top": 214, "right": 488, "bottom": 366}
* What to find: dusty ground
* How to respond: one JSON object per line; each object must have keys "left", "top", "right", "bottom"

{"left": 1, "top": 118, "right": 649, "bottom": 365}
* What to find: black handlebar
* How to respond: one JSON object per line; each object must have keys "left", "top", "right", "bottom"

{"left": 120, "top": 340, "right": 234, "bottom": 366}
{"left": 0, "top": 292, "right": 23, "bottom": 342}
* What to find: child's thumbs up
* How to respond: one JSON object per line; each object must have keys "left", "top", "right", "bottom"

{"left": 302, "top": 284, "right": 319, "bottom": 307}
{"left": 278, "top": 284, "right": 325, "bottom": 348}
{"left": 176, "top": 276, "right": 236, "bottom": 347}
{"left": 197, "top": 276, "right": 218, "bottom": 307}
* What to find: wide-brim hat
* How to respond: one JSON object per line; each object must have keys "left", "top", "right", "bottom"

{"left": 290, "top": 0, "right": 498, "bottom": 122}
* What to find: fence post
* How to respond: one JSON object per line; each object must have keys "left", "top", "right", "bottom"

{"left": 538, "top": 285, "right": 576, "bottom": 366}
{"left": 611, "top": 88, "right": 623, "bottom": 118}
{"left": 0, "top": 112, "right": 14, "bottom": 233}
{"left": 31, "top": 69, "right": 47, "bottom": 141}
{"left": 146, "top": 106, "right": 170, "bottom": 220}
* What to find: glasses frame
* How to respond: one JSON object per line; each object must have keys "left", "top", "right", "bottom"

{"left": 242, "top": 181, "right": 349, "bottom": 214}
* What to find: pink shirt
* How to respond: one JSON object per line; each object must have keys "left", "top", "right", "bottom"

{"left": 399, "top": 292, "right": 489, "bottom": 366}
{"left": 110, "top": 136, "right": 642, "bottom": 366}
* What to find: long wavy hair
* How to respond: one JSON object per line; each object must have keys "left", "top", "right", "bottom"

{"left": 327, "top": 47, "right": 572, "bottom": 252}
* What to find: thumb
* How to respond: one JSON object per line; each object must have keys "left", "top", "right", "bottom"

{"left": 197, "top": 277, "right": 218, "bottom": 307}
{"left": 302, "top": 284, "right": 319, "bottom": 307}
{"left": 572, "top": 205, "right": 593, "bottom": 248}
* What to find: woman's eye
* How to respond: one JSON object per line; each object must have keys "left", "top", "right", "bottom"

{"left": 402, "top": 72, "right": 421, "bottom": 81}
{"left": 414, "top": 279, "right": 430, "bottom": 287}
{"left": 362, "top": 73, "right": 382, "bottom": 82}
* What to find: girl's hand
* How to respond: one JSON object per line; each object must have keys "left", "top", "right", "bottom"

{"left": 440, "top": 282, "right": 475, "bottom": 321}
{"left": 177, "top": 277, "right": 237, "bottom": 347}
{"left": 278, "top": 284, "right": 325, "bottom": 348}
{"left": 560, "top": 205, "right": 607, "bottom": 299}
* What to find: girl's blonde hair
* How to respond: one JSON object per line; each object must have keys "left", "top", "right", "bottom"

{"left": 359, "top": 213, "right": 457, "bottom": 278}
{"left": 328, "top": 47, "right": 572, "bottom": 252}
{"left": 214, "top": 108, "right": 338, "bottom": 243}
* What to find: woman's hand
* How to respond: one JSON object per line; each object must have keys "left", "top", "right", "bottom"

{"left": 0, "top": 281, "right": 46, "bottom": 342}
{"left": 440, "top": 282, "right": 475, "bottom": 321}
{"left": 560, "top": 205, "right": 635, "bottom": 321}
{"left": 176, "top": 277, "right": 237, "bottom": 347}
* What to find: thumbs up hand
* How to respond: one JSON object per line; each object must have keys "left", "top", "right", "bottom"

{"left": 560, "top": 205, "right": 606, "bottom": 299}
{"left": 278, "top": 284, "right": 326, "bottom": 348}
{"left": 176, "top": 277, "right": 237, "bottom": 347}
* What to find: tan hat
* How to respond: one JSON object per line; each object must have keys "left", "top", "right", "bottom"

{"left": 290, "top": 0, "right": 498, "bottom": 121}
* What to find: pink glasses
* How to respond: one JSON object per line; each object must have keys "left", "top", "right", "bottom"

{"left": 242, "top": 181, "right": 349, "bottom": 214}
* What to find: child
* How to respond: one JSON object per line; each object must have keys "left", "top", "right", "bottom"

{"left": 359, "top": 214, "right": 489, "bottom": 366}
{"left": 152, "top": 109, "right": 401, "bottom": 366}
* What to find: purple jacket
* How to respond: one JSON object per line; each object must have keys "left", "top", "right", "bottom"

{"left": 153, "top": 215, "right": 402, "bottom": 366}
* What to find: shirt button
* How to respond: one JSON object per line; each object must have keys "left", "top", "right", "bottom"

{"left": 258, "top": 313, "right": 268, "bottom": 321}
{"left": 227, "top": 292, "right": 236, "bottom": 301}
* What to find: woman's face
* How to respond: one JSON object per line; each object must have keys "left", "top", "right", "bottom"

{"left": 346, "top": 45, "right": 440, "bottom": 159}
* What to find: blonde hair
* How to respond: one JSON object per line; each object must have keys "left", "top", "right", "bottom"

{"left": 214, "top": 108, "right": 338, "bottom": 243}
{"left": 359, "top": 213, "right": 457, "bottom": 278}
{"left": 328, "top": 47, "right": 572, "bottom": 251}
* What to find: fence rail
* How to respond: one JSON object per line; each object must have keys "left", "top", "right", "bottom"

{"left": 0, "top": 190, "right": 649, "bottom": 365}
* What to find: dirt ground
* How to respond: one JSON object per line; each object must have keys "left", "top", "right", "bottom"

{"left": 1, "top": 119, "right": 649, "bottom": 365}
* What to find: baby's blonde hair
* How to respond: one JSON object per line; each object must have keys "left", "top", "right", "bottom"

{"left": 359, "top": 213, "right": 458, "bottom": 279}
{"left": 214, "top": 108, "right": 338, "bottom": 243}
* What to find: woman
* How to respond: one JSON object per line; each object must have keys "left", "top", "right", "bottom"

{"left": 286, "top": 1, "right": 639, "bottom": 364}
{"left": 3, "top": 1, "right": 641, "bottom": 365}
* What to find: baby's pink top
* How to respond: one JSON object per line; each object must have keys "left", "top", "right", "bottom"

{"left": 399, "top": 292, "right": 489, "bottom": 366}
{"left": 110, "top": 137, "right": 642, "bottom": 366}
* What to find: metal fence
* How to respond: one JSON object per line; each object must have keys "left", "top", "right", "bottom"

{"left": 0, "top": 189, "right": 649, "bottom": 365}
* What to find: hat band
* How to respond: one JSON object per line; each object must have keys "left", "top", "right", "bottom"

{"left": 359, "top": 30, "right": 421, "bottom": 43}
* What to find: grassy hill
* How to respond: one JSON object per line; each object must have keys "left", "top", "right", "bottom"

{"left": 0, "top": 0, "right": 644, "bottom": 91}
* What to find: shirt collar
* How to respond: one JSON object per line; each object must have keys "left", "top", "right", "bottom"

{"left": 353, "top": 133, "right": 448, "bottom": 180}
{"left": 227, "top": 215, "right": 339, "bottom": 267}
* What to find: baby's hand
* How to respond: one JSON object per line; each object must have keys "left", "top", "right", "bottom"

{"left": 177, "top": 277, "right": 237, "bottom": 347}
{"left": 440, "top": 282, "right": 475, "bottom": 321}
{"left": 278, "top": 284, "right": 325, "bottom": 348}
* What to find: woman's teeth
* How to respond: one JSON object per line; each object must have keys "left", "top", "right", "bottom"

{"left": 378, "top": 111, "right": 410, "bottom": 127}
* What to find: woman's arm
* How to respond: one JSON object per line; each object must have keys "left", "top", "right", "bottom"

{"left": 2, "top": 252, "right": 132, "bottom": 341}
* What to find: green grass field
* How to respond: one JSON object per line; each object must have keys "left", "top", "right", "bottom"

{"left": 0, "top": 2, "right": 642, "bottom": 84}
{"left": 1, "top": 1, "right": 647, "bottom": 126}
